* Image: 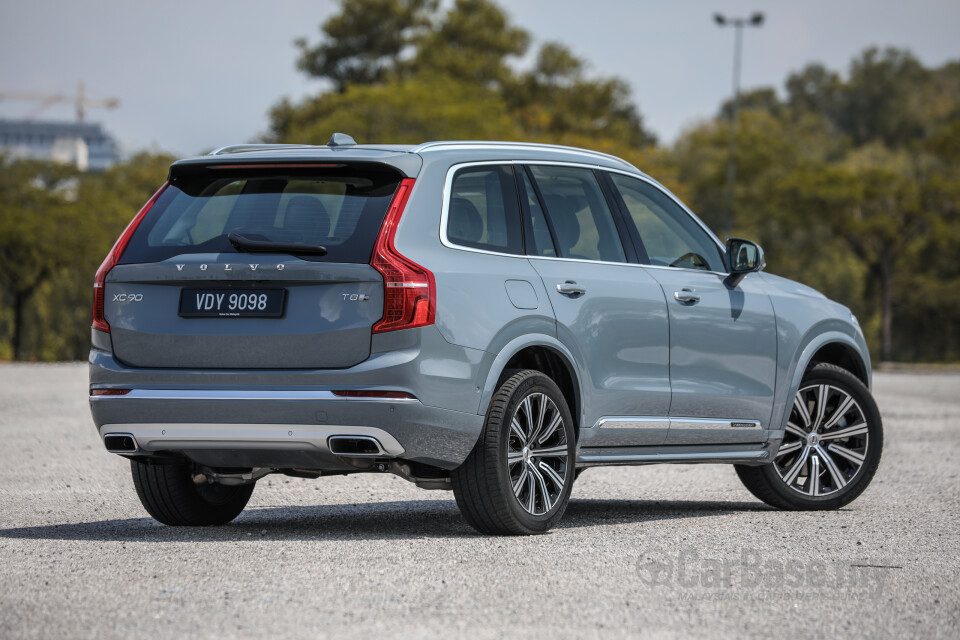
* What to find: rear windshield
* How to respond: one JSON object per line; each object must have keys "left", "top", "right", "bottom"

{"left": 119, "top": 164, "right": 402, "bottom": 264}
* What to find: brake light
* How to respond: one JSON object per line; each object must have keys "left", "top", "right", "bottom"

{"left": 92, "top": 183, "right": 169, "bottom": 333}
{"left": 370, "top": 178, "right": 435, "bottom": 333}
{"left": 90, "top": 389, "right": 132, "bottom": 396}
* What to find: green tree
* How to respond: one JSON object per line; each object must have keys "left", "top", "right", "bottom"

{"left": 295, "top": 0, "right": 437, "bottom": 91}
{"left": 414, "top": 0, "right": 529, "bottom": 86}
{"left": 673, "top": 48, "right": 960, "bottom": 362}
{"left": 785, "top": 63, "right": 844, "bottom": 126}
{"left": 273, "top": 0, "right": 655, "bottom": 148}
{"left": 509, "top": 42, "right": 654, "bottom": 147}
{"left": 0, "top": 158, "right": 82, "bottom": 360}
{"left": 776, "top": 151, "right": 928, "bottom": 361}
{"left": 839, "top": 47, "right": 930, "bottom": 148}
{"left": 270, "top": 72, "right": 519, "bottom": 144}
{"left": 0, "top": 152, "right": 174, "bottom": 361}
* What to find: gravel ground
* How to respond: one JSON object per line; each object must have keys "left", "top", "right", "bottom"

{"left": 0, "top": 363, "right": 958, "bottom": 639}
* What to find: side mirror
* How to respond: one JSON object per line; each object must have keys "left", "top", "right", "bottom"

{"left": 724, "top": 238, "right": 765, "bottom": 287}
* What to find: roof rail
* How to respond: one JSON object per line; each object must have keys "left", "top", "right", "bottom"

{"left": 409, "top": 140, "right": 637, "bottom": 170}
{"left": 208, "top": 143, "right": 317, "bottom": 156}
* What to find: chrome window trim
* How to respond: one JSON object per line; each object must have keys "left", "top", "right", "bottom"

{"left": 439, "top": 160, "right": 726, "bottom": 272}
{"left": 440, "top": 161, "right": 528, "bottom": 257}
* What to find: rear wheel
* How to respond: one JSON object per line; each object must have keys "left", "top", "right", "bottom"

{"left": 735, "top": 363, "right": 882, "bottom": 510}
{"left": 452, "top": 370, "right": 576, "bottom": 535}
{"left": 130, "top": 460, "right": 254, "bottom": 526}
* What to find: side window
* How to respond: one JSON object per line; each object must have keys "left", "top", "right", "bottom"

{"left": 610, "top": 174, "right": 724, "bottom": 272}
{"left": 527, "top": 165, "right": 627, "bottom": 263}
{"left": 447, "top": 165, "right": 523, "bottom": 254}
{"left": 521, "top": 170, "right": 556, "bottom": 257}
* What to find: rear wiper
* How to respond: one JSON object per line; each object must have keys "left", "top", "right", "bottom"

{"left": 228, "top": 232, "right": 328, "bottom": 256}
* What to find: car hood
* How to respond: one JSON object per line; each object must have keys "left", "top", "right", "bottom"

{"left": 759, "top": 272, "right": 828, "bottom": 300}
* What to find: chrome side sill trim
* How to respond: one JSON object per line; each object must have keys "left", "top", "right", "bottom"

{"left": 577, "top": 449, "right": 770, "bottom": 467}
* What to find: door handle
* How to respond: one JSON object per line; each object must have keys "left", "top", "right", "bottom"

{"left": 556, "top": 281, "right": 586, "bottom": 296}
{"left": 674, "top": 289, "right": 700, "bottom": 303}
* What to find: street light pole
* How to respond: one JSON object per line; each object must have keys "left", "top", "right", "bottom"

{"left": 714, "top": 12, "right": 764, "bottom": 239}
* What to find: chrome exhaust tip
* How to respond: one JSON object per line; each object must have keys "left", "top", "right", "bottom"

{"left": 103, "top": 433, "right": 139, "bottom": 453}
{"left": 327, "top": 435, "right": 387, "bottom": 457}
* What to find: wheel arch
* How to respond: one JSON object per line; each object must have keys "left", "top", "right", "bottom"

{"left": 809, "top": 341, "right": 869, "bottom": 388}
{"left": 775, "top": 330, "right": 870, "bottom": 436}
{"left": 479, "top": 335, "right": 583, "bottom": 438}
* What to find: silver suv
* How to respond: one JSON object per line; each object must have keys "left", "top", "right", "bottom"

{"left": 89, "top": 136, "right": 882, "bottom": 535}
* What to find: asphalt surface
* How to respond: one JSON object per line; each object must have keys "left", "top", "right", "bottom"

{"left": 0, "top": 363, "right": 958, "bottom": 639}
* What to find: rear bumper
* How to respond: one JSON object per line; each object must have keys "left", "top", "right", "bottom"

{"left": 89, "top": 378, "right": 484, "bottom": 470}
{"left": 89, "top": 325, "right": 487, "bottom": 469}
{"left": 97, "top": 420, "right": 409, "bottom": 471}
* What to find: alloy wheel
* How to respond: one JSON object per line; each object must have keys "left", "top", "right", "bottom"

{"left": 775, "top": 383, "right": 870, "bottom": 497}
{"left": 507, "top": 392, "right": 569, "bottom": 515}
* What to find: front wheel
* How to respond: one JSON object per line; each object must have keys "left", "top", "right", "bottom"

{"left": 452, "top": 370, "right": 576, "bottom": 535}
{"left": 131, "top": 460, "right": 255, "bottom": 526}
{"left": 736, "top": 363, "right": 883, "bottom": 510}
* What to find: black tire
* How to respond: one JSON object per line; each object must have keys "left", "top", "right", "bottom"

{"left": 452, "top": 370, "right": 576, "bottom": 535}
{"left": 735, "top": 363, "right": 882, "bottom": 510}
{"left": 130, "top": 460, "right": 255, "bottom": 526}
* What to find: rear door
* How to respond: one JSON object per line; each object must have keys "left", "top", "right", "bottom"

{"left": 105, "top": 163, "right": 401, "bottom": 369}
{"left": 520, "top": 165, "right": 672, "bottom": 446}
{"left": 607, "top": 173, "right": 777, "bottom": 444}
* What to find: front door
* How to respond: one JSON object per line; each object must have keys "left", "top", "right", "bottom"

{"left": 607, "top": 172, "right": 777, "bottom": 445}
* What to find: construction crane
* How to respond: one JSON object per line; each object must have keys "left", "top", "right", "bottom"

{"left": 0, "top": 81, "right": 119, "bottom": 122}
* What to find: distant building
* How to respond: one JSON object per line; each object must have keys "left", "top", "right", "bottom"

{"left": 0, "top": 119, "right": 120, "bottom": 171}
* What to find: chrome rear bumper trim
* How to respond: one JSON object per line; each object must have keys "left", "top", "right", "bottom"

{"left": 97, "top": 423, "right": 405, "bottom": 456}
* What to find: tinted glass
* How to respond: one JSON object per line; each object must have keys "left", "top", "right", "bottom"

{"left": 447, "top": 165, "right": 522, "bottom": 254}
{"left": 611, "top": 174, "right": 724, "bottom": 272}
{"left": 121, "top": 164, "right": 401, "bottom": 264}
{"left": 528, "top": 165, "right": 626, "bottom": 263}
{"left": 521, "top": 170, "right": 557, "bottom": 257}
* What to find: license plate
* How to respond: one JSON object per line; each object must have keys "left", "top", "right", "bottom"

{"left": 179, "top": 289, "right": 286, "bottom": 317}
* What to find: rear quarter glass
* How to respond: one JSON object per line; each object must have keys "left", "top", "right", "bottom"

{"left": 119, "top": 164, "right": 402, "bottom": 265}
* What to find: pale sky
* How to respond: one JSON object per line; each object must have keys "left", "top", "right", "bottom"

{"left": 1, "top": 0, "right": 957, "bottom": 157}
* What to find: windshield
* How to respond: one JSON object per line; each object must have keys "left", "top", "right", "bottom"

{"left": 120, "top": 164, "right": 401, "bottom": 264}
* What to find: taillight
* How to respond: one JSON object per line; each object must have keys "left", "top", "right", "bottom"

{"left": 371, "top": 178, "right": 435, "bottom": 333}
{"left": 92, "top": 183, "right": 169, "bottom": 333}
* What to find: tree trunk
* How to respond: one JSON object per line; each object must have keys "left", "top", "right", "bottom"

{"left": 879, "top": 258, "right": 894, "bottom": 362}
{"left": 12, "top": 289, "right": 26, "bottom": 361}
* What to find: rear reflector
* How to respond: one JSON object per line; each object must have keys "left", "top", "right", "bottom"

{"left": 331, "top": 390, "right": 417, "bottom": 400}
{"left": 370, "top": 179, "right": 435, "bottom": 333}
{"left": 91, "top": 389, "right": 132, "bottom": 396}
{"left": 93, "top": 183, "right": 170, "bottom": 333}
